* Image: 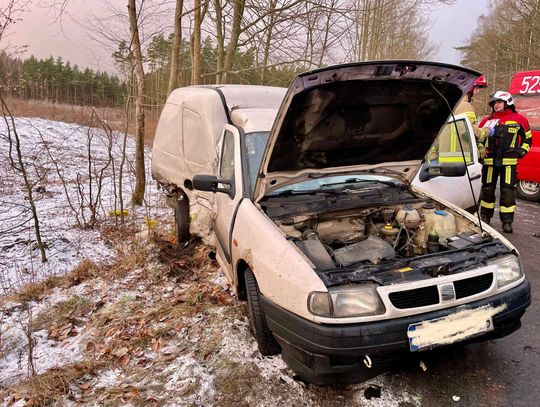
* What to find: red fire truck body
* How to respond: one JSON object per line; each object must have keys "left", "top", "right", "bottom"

{"left": 508, "top": 70, "right": 540, "bottom": 200}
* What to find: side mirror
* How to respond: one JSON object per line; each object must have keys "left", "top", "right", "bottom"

{"left": 193, "top": 175, "right": 235, "bottom": 198}
{"left": 418, "top": 162, "right": 467, "bottom": 182}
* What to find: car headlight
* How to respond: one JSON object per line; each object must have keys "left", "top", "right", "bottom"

{"left": 308, "top": 284, "right": 385, "bottom": 318}
{"left": 488, "top": 255, "right": 523, "bottom": 288}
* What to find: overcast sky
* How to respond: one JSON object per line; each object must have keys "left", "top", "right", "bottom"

{"left": 6, "top": 0, "right": 489, "bottom": 73}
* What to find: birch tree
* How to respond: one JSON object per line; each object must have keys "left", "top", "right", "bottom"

{"left": 127, "top": 0, "right": 146, "bottom": 205}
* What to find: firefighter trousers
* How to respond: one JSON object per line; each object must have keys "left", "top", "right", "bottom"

{"left": 479, "top": 164, "right": 517, "bottom": 223}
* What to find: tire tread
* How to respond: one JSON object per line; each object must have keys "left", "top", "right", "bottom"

{"left": 245, "top": 269, "right": 281, "bottom": 356}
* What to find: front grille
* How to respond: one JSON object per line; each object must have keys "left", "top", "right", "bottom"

{"left": 454, "top": 273, "right": 493, "bottom": 299}
{"left": 389, "top": 286, "right": 439, "bottom": 309}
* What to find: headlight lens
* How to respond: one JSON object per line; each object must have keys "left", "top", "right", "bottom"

{"left": 488, "top": 255, "right": 523, "bottom": 288}
{"left": 308, "top": 284, "right": 385, "bottom": 318}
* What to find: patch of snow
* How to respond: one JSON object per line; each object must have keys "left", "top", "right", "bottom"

{"left": 0, "top": 319, "right": 85, "bottom": 386}
{"left": 162, "top": 354, "right": 215, "bottom": 406}
{"left": 217, "top": 317, "right": 294, "bottom": 383}
{"left": 93, "top": 368, "right": 122, "bottom": 388}
{"left": 0, "top": 117, "right": 169, "bottom": 292}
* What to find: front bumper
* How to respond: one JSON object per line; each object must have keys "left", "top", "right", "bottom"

{"left": 263, "top": 279, "right": 531, "bottom": 383}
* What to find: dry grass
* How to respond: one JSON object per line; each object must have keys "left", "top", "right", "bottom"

{"left": 4, "top": 361, "right": 100, "bottom": 406}
{"left": 4, "top": 97, "right": 160, "bottom": 144}
{"left": 8, "top": 281, "right": 50, "bottom": 303}
{"left": 32, "top": 296, "right": 94, "bottom": 332}
{"left": 5, "top": 259, "right": 103, "bottom": 304}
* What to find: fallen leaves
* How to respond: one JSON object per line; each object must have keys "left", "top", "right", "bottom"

{"left": 48, "top": 323, "right": 78, "bottom": 341}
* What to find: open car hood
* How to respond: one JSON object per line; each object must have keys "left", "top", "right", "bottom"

{"left": 253, "top": 61, "right": 481, "bottom": 201}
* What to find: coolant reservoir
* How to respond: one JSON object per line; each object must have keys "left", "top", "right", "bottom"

{"left": 424, "top": 209, "right": 457, "bottom": 243}
{"left": 396, "top": 205, "right": 421, "bottom": 229}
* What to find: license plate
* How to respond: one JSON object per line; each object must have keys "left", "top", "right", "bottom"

{"left": 407, "top": 307, "right": 495, "bottom": 351}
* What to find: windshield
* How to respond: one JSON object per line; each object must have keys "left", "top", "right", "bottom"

{"left": 245, "top": 131, "right": 270, "bottom": 190}
{"left": 267, "top": 174, "right": 401, "bottom": 196}
{"left": 514, "top": 95, "right": 540, "bottom": 131}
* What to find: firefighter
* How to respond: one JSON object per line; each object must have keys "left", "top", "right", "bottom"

{"left": 478, "top": 91, "right": 532, "bottom": 233}
{"left": 428, "top": 75, "right": 489, "bottom": 163}
{"left": 455, "top": 75, "right": 491, "bottom": 148}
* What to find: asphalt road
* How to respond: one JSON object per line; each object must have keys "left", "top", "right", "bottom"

{"left": 379, "top": 198, "right": 540, "bottom": 407}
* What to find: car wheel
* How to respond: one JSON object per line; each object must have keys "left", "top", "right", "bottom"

{"left": 244, "top": 268, "right": 281, "bottom": 356}
{"left": 175, "top": 192, "right": 190, "bottom": 244}
{"left": 516, "top": 180, "right": 540, "bottom": 201}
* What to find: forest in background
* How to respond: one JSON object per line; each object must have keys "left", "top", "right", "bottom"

{"left": 1, "top": 0, "right": 539, "bottom": 113}
{"left": 0, "top": 0, "right": 451, "bottom": 112}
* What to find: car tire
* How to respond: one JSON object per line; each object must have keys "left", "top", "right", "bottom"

{"left": 516, "top": 180, "right": 540, "bottom": 201}
{"left": 175, "top": 192, "right": 190, "bottom": 244}
{"left": 244, "top": 268, "right": 281, "bottom": 356}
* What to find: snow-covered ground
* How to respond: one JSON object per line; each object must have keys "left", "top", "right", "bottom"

{"left": 0, "top": 117, "right": 168, "bottom": 292}
{"left": 0, "top": 116, "right": 426, "bottom": 406}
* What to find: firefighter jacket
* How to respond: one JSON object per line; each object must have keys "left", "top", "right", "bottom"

{"left": 478, "top": 109, "right": 532, "bottom": 166}
{"left": 454, "top": 99, "right": 490, "bottom": 142}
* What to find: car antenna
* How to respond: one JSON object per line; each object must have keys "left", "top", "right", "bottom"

{"left": 430, "top": 79, "right": 484, "bottom": 234}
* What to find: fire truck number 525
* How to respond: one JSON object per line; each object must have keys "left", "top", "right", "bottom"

{"left": 520, "top": 76, "right": 540, "bottom": 93}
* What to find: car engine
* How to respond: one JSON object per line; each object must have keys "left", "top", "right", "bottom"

{"left": 274, "top": 201, "right": 487, "bottom": 270}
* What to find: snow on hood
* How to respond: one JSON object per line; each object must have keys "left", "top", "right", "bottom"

{"left": 254, "top": 61, "right": 481, "bottom": 200}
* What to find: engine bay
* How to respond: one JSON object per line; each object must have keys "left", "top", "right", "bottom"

{"left": 262, "top": 188, "right": 512, "bottom": 286}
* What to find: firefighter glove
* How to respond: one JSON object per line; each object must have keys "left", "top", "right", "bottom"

{"left": 517, "top": 147, "right": 527, "bottom": 158}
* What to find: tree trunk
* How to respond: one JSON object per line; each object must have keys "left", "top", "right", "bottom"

{"left": 260, "top": 0, "right": 277, "bottom": 83}
{"left": 222, "top": 0, "right": 245, "bottom": 83}
{"left": 191, "top": 0, "right": 202, "bottom": 85}
{"left": 214, "top": 0, "right": 224, "bottom": 84}
{"left": 128, "top": 0, "right": 146, "bottom": 205}
{"left": 168, "top": 0, "right": 184, "bottom": 94}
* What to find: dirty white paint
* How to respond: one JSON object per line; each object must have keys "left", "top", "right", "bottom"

{"left": 407, "top": 304, "right": 508, "bottom": 350}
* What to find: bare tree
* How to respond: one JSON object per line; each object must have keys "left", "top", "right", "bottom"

{"left": 458, "top": 0, "right": 540, "bottom": 97}
{"left": 0, "top": 95, "right": 47, "bottom": 263}
{"left": 127, "top": 0, "right": 146, "bottom": 206}
{"left": 213, "top": 0, "right": 224, "bottom": 84}
{"left": 168, "top": 0, "right": 184, "bottom": 94}
{"left": 191, "top": 0, "right": 202, "bottom": 85}
{"left": 221, "top": 0, "right": 245, "bottom": 83}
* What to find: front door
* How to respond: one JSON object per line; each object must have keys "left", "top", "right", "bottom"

{"left": 213, "top": 125, "right": 244, "bottom": 278}
{"left": 413, "top": 114, "right": 482, "bottom": 210}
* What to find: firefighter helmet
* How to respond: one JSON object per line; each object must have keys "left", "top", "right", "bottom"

{"left": 488, "top": 91, "right": 515, "bottom": 107}
{"left": 468, "top": 75, "right": 488, "bottom": 94}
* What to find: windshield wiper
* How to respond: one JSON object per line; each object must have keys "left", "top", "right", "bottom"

{"left": 366, "top": 169, "right": 411, "bottom": 189}
{"left": 273, "top": 188, "right": 343, "bottom": 197}
{"left": 320, "top": 178, "right": 397, "bottom": 188}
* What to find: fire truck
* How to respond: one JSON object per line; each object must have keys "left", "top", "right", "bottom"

{"left": 508, "top": 70, "right": 540, "bottom": 200}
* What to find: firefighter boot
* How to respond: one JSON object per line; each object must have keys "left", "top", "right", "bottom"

{"left": 480, "top": 215, "right": 491, "bottom": 225}
{"left": 502, "top": 222, "right": 513, "bottom": 233}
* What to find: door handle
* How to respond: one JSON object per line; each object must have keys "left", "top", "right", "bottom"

{"left": 470, "top": 174, "right": 481, "bottom": 180}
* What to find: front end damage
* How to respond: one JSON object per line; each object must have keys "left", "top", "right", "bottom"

{"left": 258, "top": 182, "right": 531, "bottom": 384}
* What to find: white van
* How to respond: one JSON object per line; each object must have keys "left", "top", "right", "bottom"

{"left": 152, "top": 64, "right": 530, "bottom": 384}
{"left": 151, "top": 85, "right": 286, "bottom": 241}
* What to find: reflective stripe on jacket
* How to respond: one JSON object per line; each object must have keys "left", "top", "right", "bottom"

{"left": 478, "top": 109, "right": 532, "bottom": 166}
